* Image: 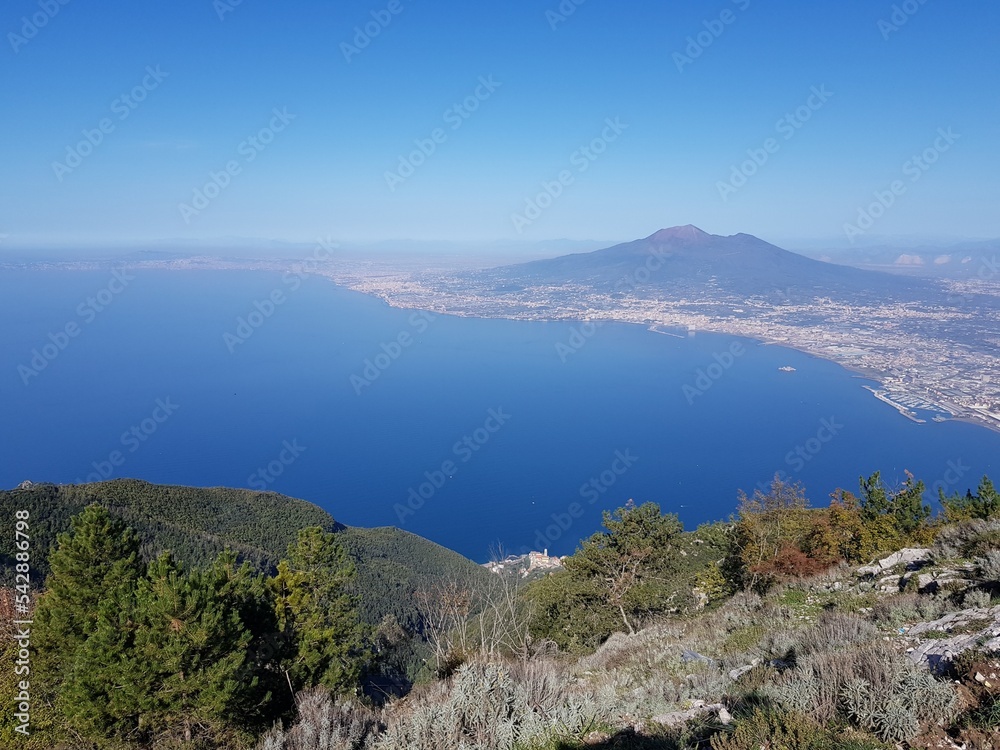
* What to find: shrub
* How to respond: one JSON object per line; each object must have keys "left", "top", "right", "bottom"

{"left": 758, "top": 638, "right": 956, "bottom": 741}
{"left": 975, "top": 550, "right": 1000, "bottom": 581}
{"left": 871, "top": 592, "right": 947, "bottom": 627}
{"left": 795, "top": 611, "right": 877, "bottom": 656}
{"left": 719, "top": 591, "right": 764, "bottom": 626}
{"left": 932, "top": 518, "right": 1000, "bottom": 560}
{"left": 722, "top": 625, "right": 765, "bottom": 655}
{"left": 255, "top": 691, "right": 379, "bottom": 750}
{"left": 940, "top": 476, "right": 1000, "bottom": 521}
{"left": 709, "top": 705, "right": 885, "bottom": 750}
{"left": 948, "top": 647, "right": 1000, "bottom": 679}
{"left": 965, "top": 694, "right": 1000, "bottom": 730}
{"left": 372, "top": 659, "right": 613, "bottom": 750}
{"left": 962, "top": 587, "right": 993, "bottom": 609}
{"left": 841, "top": 678, "right": 919, "bottom": 744}
{"left": 758, "top": 628, "right": 798, "bottom": 663}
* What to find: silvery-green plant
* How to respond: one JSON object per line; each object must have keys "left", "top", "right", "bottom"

{"left": 871, "top": 698, "right": 920, "bottom": 743}
{"left": 760, "top": 672, "right": 818, "bottom": 714}
{"left": 975, "top": 550, "right": 1000, "bottom": 581}
{"left": 255, "top": 690, "right": 378, "bottom": 750}
{"left": 838, "top": 661, "right": 956, "bottom": 743}
{"left": 962, "top": 587, "right": 993, "bottom": 609}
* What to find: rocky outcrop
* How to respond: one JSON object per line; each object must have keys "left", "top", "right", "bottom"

{"left": 858, "top": 548, "right": 931, "bottom": 577}
{"left": 652, "top": 700, "right": 732, "bottom": 728}
{"left": 906, "top": 605, "right": 1000, "bottom": 670}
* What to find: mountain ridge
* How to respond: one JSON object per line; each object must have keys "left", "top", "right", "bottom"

{"left": 0, "top": 478, "right": 491, "bottom": 630}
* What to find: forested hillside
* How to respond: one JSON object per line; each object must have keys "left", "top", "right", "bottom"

{"left": 3, "top": 473, "right": 1000, "bottom": 749}
{"left": 0, "top": 479, "right": 491, "bottom": 628}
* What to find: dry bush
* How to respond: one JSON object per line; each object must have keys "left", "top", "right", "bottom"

{"left": 752, "top": 544, "right": 835, "bottom": 584}
{"left": 366, "top": 658, "right": 611, "bottom": 750}
{"left": 759, "top": 639, "right": 956, "bottom": 743}
{"left": 933, "top": 518, "right": 1000, "bottom": 560}
{"left": 871, "top": 591, "right": 949, "bottom": 627}
{"left": 961, "top": 587, "right": 993, "bottom": 609}
{"left": 975, "top": 550, "right": 1000, "bottom": 581}
{"left": 574, "top": 615, "right": 756, "bottom": 720}
{"left": 709, "top": 707, "right": 848, "bottom": 750}
{"left": 757, "top": 627, "right": 799, "bottom": 662}
{"left": 255, "top": 690, "right": 380, "bottom": 750}
{"left": 794, "top": 611, "right": 877, "bottom": 656}
{"left": 717, "top": 591, "right": 763, "bottom": 627}
{"left": 762, "top": 641, "right": 899, "bottom": 725}
{"left": 578, "top": 626, "right": 674, "bottom": 675}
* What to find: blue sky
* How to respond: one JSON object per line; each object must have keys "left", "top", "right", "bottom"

{"left": 2, "top": 0, "right": 998, "bottom": 247}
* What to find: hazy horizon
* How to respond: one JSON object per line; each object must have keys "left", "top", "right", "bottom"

{"left": 3, "top": 0, "right": 999, "bottom": 248}
{"left": 4, "top": 227, "right": 999, "bottom": 261}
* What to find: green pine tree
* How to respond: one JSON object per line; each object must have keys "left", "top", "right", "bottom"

{"left": 57, "top": 581, "right": 145, "bottom": 741}
{"left": 567, "top": 502, "right": 683, "bottom": 634}
{"left": 131, "top": 552, "right": 264, "bottom": 746}
{"left": 32, "top": 504, "right": 144, "bottom": 741}
{"left": 940, "top": 475, "right": 1000, "bottom": 520}
{"left": 272, "top": 527, "right": 368, "bottom": 694}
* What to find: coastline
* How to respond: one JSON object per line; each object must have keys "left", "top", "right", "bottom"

{"left": 863, "top": 386, "right": 926, "bottom": 424}
{"left": 12, "top": 262, "right": 1000, "bottom": 438}
{"left": 344, "top": 283, "right": 1000, "bottom": 437}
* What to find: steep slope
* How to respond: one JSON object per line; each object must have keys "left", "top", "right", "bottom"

{"left": 0, "top": 479, "right": 490, "bottom": 628}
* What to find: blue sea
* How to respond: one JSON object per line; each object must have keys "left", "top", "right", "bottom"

{"left": 3, "top": 269, "right": 998, "bottom": 561}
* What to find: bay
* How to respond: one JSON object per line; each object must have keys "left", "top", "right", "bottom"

{"left": 2, "top": 269, "right": 998, "bottom": 561}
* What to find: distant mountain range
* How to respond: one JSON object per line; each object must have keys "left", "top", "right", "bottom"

{"left": 475, "top": 225, "right": 933, "bottom": 304}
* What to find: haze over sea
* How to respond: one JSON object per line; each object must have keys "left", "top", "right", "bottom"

{"left": 4, "top": 269, "right": 998, "bottom": 561}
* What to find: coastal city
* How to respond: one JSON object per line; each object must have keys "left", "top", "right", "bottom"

{"left": 9, "top": 249, "right": 999, "bottom": 435}
{"left": 324, "top": 258, "right": 1000, "bottom": 435}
